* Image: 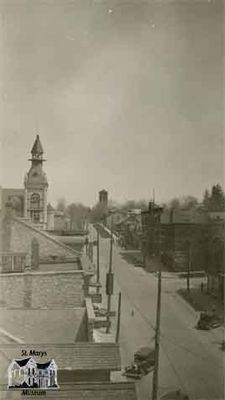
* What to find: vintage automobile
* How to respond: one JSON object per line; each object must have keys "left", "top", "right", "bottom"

{"left": 93, "top": 304, "right": 116, "bottom": 317}
{"left": 196, "top": 311, "right": 221, "bottom": 330}
{"left": 123, "top": 346, "right": 155, "bottom": 379}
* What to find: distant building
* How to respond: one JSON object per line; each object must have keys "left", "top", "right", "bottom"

{"left": 99, "top": 190, "right": 108, "bottom": 208}
{"left": 46, "top": 203, "right": 55, "bottom": 230}
{"left": 47, "top": 206, "right": 70, "bottom": 232}
{"left": 114, "top": 210, "right": 142, "bottom": 250}
{"left": 1, "top": 135, "right": 50, "bottom": 230}
{"left": 24, "top": 135, "right": 48, "bottom": 229}
{"left": 106, "top": 209, "right": 126, "bottom": 228}
{"left": 141, "top": 203, "right": 225, "bottom": 300}
{"left": 0, "top": 135, "right": 74, "bottom": 232}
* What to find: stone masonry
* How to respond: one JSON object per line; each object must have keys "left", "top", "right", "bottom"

{"left": 0, "top": 270, "right": 84, "bottom": 309}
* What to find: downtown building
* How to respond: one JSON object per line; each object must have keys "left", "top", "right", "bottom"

{"left": 141, "top": 202, "right": 225, "bottom": 301}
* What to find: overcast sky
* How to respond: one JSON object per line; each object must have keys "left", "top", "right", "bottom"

{"left": 0, "top": 0, "right": 224, "bottom": 206}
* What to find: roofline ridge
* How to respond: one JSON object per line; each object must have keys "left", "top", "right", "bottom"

{"left": 0, "top": 341, "right": 119, "bottom": 348}
{"left": 13, "top": 216, "right": 81, "bottom": 257}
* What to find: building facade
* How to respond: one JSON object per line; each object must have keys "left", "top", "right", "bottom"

{"left": 24, "top": 135, "right": 48, "bottom": 229}
{"left": 99, "top": 190, "right": 108, "bottom": 208}
{"left": 1, "top": 135, "right": 50, "bottom": 230}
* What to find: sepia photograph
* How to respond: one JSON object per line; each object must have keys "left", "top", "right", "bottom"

{"left": 0, "top": 1, "right": 224, "bottom": 399}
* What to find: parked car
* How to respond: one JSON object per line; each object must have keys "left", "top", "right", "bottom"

{"left": 123, "top": 346, "right": 155, "bottom": 379}
{"left": 196, "top": 311, "right": 221, "bottom": 330}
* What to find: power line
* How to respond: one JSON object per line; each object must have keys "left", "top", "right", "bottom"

{"left": 160, "top": 334, "right": 224, "bottom": 370}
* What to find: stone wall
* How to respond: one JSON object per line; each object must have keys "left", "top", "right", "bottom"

{"left": 0, "top": 270, "right": 84, "bottom": 308}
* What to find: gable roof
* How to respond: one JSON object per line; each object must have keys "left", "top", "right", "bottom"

{"left": 13, "top": 216, "right": 81, "bottom": 258}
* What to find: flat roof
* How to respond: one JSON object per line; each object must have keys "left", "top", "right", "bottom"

{"left": 0, "top": 308, "right": 86, "bottom": 344}
{"left": 0, "top": 382, "right": 137, "bottom": 400}
{"left": 0, "top": 342, "right": 121, "bottom": 372}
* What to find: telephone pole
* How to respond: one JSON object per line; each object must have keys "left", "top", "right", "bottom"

{"left": 85, "top": 236, "right": 88, "bottom": 255}
{"left": 106, "top": 217, "right": 114, "bottom": 333}
{"left": 115, "top": 292, "right": 122, "bottom": 343}
{"left": 187, "top": 241, "right": 192, "bottom": 292}
{"left": 152, "top": 270, "right": 162, "bottom": 400}
{"left": 96, "top": 230, "right": 100, "bottom": 294}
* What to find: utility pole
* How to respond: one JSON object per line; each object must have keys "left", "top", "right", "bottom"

{"left": 187, "top": 241, "right": 191, "bottom": 292}
{"left": 88, "top": 242, "right": 93, "bottom": 262}
{"left": 96, "top": 230, "right": 100, "bottom": 294}
{"left": 152, "top": 270, "right": 162, "bottom": 400}
{"left": 106, "top": 217, "right": 114, "bottom": 333}
{"left": 85, "top": 236, "right": 88, "bottom": 255}
{"left": 115, "top": 292, "right": 122, "bottom": 343}
{"left": 158, "top": 221, "right": 161, "bottom": 261}
{"left": 152, "top": 199, "right": 155, "bottom": 258}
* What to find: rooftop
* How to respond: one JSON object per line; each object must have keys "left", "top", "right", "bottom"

{"left": 0, "top": 382, "right": 137, "bottom": 400}
{"left": 0, "top": 342, "right": 121, "bottom": 372}
{"left": 0, "top": 308, "right": 86, "bottom": 344}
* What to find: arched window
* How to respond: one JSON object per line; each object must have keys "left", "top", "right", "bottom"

{"left": 30, "top": 193, "right": 41, "bottom": 222}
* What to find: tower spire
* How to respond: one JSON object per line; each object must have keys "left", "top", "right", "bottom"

{"left": 29, "top": 135, "right": 46, "bottom": 163}
{"left": 31, "top": 134, "right": 44, "bottom": 158}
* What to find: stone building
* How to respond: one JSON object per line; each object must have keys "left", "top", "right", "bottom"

{"left": 24, "top": 135, "right": 48, "bottom": 229}
{"left": 0, "top": 135, "right": 49, "bottom": 230}
{"left": 141, "top": 203, "right": 225, "bottom": 300}
{"left": 0, "top": 135, "right": 72, "bottom": 232}
{"left": 99, "top": 190, "right": 108, "bottom": 208}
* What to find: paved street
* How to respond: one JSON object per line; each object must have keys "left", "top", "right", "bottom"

{"left": 89, "top": 224, "right": 224, "bottom": 400}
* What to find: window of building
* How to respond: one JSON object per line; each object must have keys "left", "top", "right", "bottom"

{"left": 30, "top": 193, "right": 41, "bottom": 222}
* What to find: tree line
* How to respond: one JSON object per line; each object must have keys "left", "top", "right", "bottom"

{"left": 55, "top": 183, "right": 225, "bottom": 227}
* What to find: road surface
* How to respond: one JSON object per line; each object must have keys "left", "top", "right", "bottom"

{"left": 89, "top": 225, "right": 224, "bottom": 400}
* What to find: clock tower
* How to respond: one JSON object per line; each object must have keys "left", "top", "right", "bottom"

{"left": 24, "top": 135, "right": 48, "bottom": 229}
